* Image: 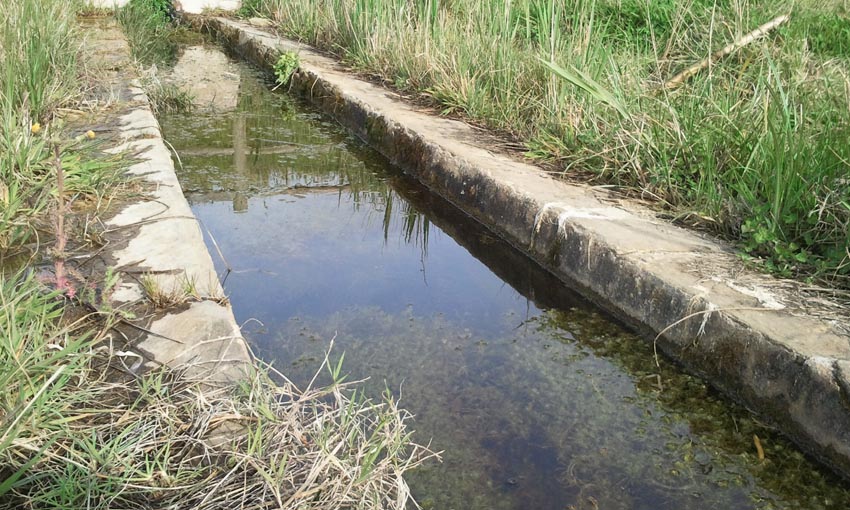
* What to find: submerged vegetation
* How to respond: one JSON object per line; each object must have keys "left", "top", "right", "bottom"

{"left": 248, "top": 0, "right": 850, "bottom": 288}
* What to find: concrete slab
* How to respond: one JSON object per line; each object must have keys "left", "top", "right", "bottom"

{"left": 201, "top": 16, "right": 850, "bottom": 478}
{"left": 138, "top": 300, "right": 249, "bottom": 382}
{"left": 84, "top": 19, "right": 251, "bottom": 384}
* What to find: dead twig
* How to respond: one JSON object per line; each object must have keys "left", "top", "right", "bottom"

{"left": 652, "top": 306, "right": 788, "bottom": 366}
{"left": 662, "top": 14, "right": 790, "bottom": 91}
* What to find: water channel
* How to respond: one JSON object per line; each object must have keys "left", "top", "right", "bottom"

{"left": 159, "top": 48, "right": 850, "bottom": 510}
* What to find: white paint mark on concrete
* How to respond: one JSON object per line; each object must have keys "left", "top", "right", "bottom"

{"left": 723, "top": 279, "right": 786, "bottom": 310}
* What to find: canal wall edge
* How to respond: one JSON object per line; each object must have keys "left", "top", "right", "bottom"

{"left": 201, "top": 17, "right": 850, "bottom": 478}
{"left": 90, "top": 21, "right": 252, "bottom": 384}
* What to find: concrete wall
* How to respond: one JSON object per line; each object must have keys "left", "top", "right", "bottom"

{"left": 87, "top": 0, "right": 240, "bottom": 14}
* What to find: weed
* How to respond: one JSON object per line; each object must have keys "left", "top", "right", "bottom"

{"left": 273, "top": 51, "right": 299, "bottom": 88}
{"left": 140, "top": 274, "right": 190, "bottom": 308}
{"left": 142, "top": 73, "right": 195, "bottom": 114}
{"left": 237, "top": 0, "right": 266, "bottom": 17}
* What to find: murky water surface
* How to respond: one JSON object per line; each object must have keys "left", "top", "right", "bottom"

{"left": 160, "top": 52, "right": 850, "bottom": 510}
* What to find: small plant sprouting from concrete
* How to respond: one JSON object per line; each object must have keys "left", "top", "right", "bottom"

{"left": 141, "top": 273, "right": 227, "bottom": 309}
{"left": 272, "top": 51, "right": 299, "bottom": 89}
{"left": 141, "top": 274, "right": 190, "bottom": 308}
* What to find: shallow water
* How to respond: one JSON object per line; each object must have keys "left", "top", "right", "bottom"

{"left": 160, "top": 50, "right": 850, "bottom": 510}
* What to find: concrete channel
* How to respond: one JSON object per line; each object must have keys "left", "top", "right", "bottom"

{"left": 196, "top": 16, "right": 850, "bottom": 479}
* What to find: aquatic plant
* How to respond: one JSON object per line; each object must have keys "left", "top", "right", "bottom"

{"left": 273, "top": 51, "right": 300, "bottom": 88}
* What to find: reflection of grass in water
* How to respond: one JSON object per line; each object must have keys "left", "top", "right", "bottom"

{"left": 254, "top": 306, "right": 850, "bottom": 510}
{"left": 164, "top": 61, "right": 390, "bottom": 194}
{"left": 164, "top": 56, "right": 436, "bottom": 253}
{"left": 377, "top": 189, "right": 430, "bottom": 255}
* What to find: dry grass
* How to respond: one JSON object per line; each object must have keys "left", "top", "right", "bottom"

{"left": 1, "top": 306, "right": 436, "bottom": 510}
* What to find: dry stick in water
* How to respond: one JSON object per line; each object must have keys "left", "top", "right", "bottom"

{"left": 663, "top": 13, "right": 790, "bottom": 91}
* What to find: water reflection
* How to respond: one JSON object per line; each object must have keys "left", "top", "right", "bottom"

{"left": 160, "top": 50, "right": 850, "bottom": 510}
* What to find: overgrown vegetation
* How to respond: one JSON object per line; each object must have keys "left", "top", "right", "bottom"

{"left": 2, "top": 1, "right": 431, "bottom": 506}
{"left": 117, "top": 0, "right": 197, "bottom": 113}
{"left": 2, "top": 0, "right": 74, "bottom": 252}
{"left": 117, "top": 0, "right": 179, "bottom": 65}
{"left": 249, "top": 0, "right": 850, "bottom": 288}
{"left": 0, "top": 279, "right": 431, "bottom": 508}
{"left": 237, "top": 0, "right": 266, "bottom": 17}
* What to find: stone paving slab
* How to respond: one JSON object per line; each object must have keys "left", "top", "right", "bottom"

{"left": 202, "top": 16, "right": 850, "bottom": 477}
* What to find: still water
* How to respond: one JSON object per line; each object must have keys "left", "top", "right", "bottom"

{"left": 160, "top": 50, "right": 850, "bottom": 510}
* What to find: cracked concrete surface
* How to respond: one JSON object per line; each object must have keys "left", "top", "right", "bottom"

{"left": 202, "top": 16, "right": 850, "bottom": 478}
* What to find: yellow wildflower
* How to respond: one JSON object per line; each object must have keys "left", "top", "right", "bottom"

{"left": 30, "top": 122, "right": 41, "bottom": 134}
{"left": 86, "top": 130, "right": 95, "bottom": 139}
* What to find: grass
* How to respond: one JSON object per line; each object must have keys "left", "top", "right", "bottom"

{"left": 0, "top": 0, "right": 126, "bottom": 255}
{"left": 140, "top": 70, "right": 196, "bottom": 115}
{"left": 0, "top": 274, "right": 433, "bottom": 509}
{"left": 117, "top": 1, "right": 198, "bottom": 114}
{"left": 116, "top": 0, "right": 180, "bottom": 65}
{"left": 1, "top": 0, "right": 80, "bottom": 252}
{"left": 2, "top": 3, "right": 433, "bottom": 506}
{"left": 248, "top": 0, "right": 850, "bottom": 288}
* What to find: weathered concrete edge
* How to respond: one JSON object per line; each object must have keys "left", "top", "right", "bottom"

{"left": 202, "top": 18, "right": 850, "bottom": 477}
{"left": 98, "top": 33, "right": 252, "bottom": 384}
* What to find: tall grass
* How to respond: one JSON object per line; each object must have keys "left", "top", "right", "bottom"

{"left": 0, "top": 273, "right": 98, "bottom": 501}
{"left": 116, "top": 0, "right": 179, "bottom": 65}
{"left": 252, "top": 0, "right": 850, "bottom": 286}
{"left": 0, "top": 0, "right": 81, "bottom": 119}
{"left": 0, "top": 0, "right": 82, "bottom": 251}
{"left": 1, "top": 0, "right": 128, "bottom": 255}
{"left": 0, "top": 273, "right": 433, "bottom": 508}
